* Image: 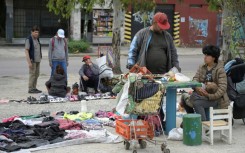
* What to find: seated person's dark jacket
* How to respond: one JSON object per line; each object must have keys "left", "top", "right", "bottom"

{"left": 45, "top": 73, "right": 67, "bottom": 97}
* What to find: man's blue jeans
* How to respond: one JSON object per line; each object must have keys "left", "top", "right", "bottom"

{"left": 51, "top": 61, "right": 67, "bottom": 79}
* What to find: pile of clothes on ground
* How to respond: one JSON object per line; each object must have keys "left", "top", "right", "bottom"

{"left": 0, "top": 110, "right": 122, "bottom": 152}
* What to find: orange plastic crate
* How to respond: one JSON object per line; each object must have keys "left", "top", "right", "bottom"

{"left": 115, "top": 119, "right": 154, "bottom": 140}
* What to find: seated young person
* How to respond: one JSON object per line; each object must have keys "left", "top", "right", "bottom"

{"left": 181, "top": 45, "right": 229, "bottom": 121}
{"left": 79, "top": 55, "right": 100, "bottom": 93}
{"left": 45, "top": 64, "right": 68, "bottom": 97}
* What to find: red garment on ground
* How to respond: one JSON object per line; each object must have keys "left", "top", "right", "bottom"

{"left": 57, "top": 119, "right": 81, "bottom": 130}
{"left": 2, "top": 115, "right": 19, "bottom": 123}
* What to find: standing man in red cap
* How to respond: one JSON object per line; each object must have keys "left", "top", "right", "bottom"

{"left": 79, "top": 55, "right": 100, "bottom": 93}
{"left": 127, "top": 12, "right": 181, "bottom": 130}
{"left": 127, "top": 12, "right": 181, "bottom": 74}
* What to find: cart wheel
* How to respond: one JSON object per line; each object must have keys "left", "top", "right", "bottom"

{"left": 138, "top": 140, "right": 147, "bottom": 149}
{"left": 133, "top": 150, "right": 137, "bottom": 153}
{"left": 243, "top": 118, "right": 245, "bottom": 125}
{"left": 161, "top": 143, "right": 167, "bottom": 151}
{"left": 124, "top": 141, "right": 130, "bottom": 150}
{"left": 163, "top": 148, "right": 170, "bottom": 153}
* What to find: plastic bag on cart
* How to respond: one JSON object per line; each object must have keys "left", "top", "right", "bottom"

{"left": 116, "top": 81, "right": 130, "bottom": 115}
{"left": 167, "top": 128, "right": 183, "bottom": 141}
{"left": 96, "top": 56, "right": 113, "bottom": 79}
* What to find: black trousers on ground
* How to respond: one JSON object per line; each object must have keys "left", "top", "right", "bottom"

{"left": 81, "top": 76, "right": 99, "bottom": 92}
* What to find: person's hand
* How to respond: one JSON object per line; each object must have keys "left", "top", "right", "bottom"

{"left": 83, "top": 75, "right": 89, "bottom": 81}
{"left": 195, "top": 87, "right": 208, "bottom": 97}
{"left": 28, "top": 63, "right": 33, "bottom": 69}
{"left": 126, "top": 64, "right": 133, "bottom": 69}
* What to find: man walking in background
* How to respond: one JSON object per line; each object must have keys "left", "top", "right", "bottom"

{"left": 25, "top": 25, "right": 42, "bottom": 94}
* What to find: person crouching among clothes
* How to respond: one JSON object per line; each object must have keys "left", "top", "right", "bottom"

{"left": 79, "top": 55, "right": 100, "bottom": 93}
{"left": 45, "top": 64, "right": 69, "bottom": 97}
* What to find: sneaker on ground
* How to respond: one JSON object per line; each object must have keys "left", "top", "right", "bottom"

{"left": 34, "top": 89, "right": 42, "bottom": 93}
{"left": 28, "top": 89, "right": 37, "bottom": 94}
{"left": 28, "top": 89, "right": 40, "bottom": 94}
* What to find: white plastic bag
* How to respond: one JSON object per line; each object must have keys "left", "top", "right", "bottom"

{"left": 116, "top": 81, "right": 129, "bottom": 115}
{"left": 175, "top": 73, "right": 191, "bottom": 82}
{"left": 167, "top": 128, "right": 183, "bottom": 141}
{"left": 96, "top": 56, "right": 113, "bottom": 79}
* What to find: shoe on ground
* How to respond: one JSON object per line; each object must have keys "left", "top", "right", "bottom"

{"left": 34, "top": 89, "right": 42, "bottom": 93}
{"left": 28, "top": 89, "right": 38, "bottom": 94}
{"left": 28, "top": 89, "right": 41, "bottom": 94}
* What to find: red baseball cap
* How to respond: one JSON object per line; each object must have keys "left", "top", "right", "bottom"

{"left": 82, "top": 55, "right": 91, "bottom": 62}
{"left": 153, "top": 12, "right": 170, "bottom": 30}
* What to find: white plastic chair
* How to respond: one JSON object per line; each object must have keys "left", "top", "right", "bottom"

{"left": 202, "top": 106, "right": 232, "bottom": 145}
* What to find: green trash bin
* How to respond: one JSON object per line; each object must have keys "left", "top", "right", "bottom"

{"left": 183, "top": 114, "right": 202, "bottom": 146}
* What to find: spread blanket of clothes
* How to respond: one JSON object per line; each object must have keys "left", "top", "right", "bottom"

{"left": 0, "top": 110, "right": 122, "bottom": 152}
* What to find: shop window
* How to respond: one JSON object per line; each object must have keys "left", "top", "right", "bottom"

{"left": 93, "top": 9, "right": 113, "bottom": 37}
{"left": 13, "top": 0, "right": 68, "bottom": 38}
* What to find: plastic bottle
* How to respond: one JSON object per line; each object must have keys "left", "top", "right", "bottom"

{"left": 81, "top": 100, "right": 87, "bottom": 112}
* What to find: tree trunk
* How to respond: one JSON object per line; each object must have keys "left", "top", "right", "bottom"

{"left": 83, "top": 13, "right": 88, "bottom": 40}
{"left": 221, "top": 4, "right": 232, "bottom": 62}
{"left": 112, "top": 0, "right": 123, "bottom": 74}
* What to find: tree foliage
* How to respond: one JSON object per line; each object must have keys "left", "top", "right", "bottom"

{"left": 46, "top": 0, "right": 163, "bottom": 18}
{"left": 206, "top": 0, "right": 245, "bottom": 60}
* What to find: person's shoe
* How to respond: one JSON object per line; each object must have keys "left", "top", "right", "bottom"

{"left": 34, "top": 89, "right": 42, "bottom": 93}
{"left": 28, "top": 89, "right": 38, "bottom": 94}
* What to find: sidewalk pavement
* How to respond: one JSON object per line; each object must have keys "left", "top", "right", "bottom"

{"left": 1, "top": 46, "right": 244, "bottom": 153}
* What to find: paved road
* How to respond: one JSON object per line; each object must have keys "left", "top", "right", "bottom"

{"left": 0, "top": 54, "right": 201, "bottom": 77}
{"left": 1, "top": 47, "right": 245, "bottom": 153}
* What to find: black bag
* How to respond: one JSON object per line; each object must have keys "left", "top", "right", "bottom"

{"left": 234, "top": 94, "right": 245, "bottom": 108}
{"left": 134, "top": 81, "right": 159, "bottom": 102}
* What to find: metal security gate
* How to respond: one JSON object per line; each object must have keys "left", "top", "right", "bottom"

{"left": 13, "top": 0, "right": 68, "bottom": 38}
{"left": 131, "top": 4, "right": 174, "bottom": 40}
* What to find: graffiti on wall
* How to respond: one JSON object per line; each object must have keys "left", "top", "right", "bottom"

{"left": 133, "top": 11, "right": 154, "bottom": 25}
{"left": 189, "top": 16, "right": 208, "bottom": 45}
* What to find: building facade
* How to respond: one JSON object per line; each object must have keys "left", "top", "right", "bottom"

{"left": 2, "top": 0, "right": 221, "bottom": 46}
{"left": 4, "top": 0, "right": 69, "bottom": 44}
{"left": 128, "top": 0, "right": 221, "bottom": 46}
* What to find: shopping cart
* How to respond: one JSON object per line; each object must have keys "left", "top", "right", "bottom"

{"left": 116, "top": 119, "right": 153, "bottom": 153}
{"left": 115, "top": 75, "right": 170, "bottom": 153}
